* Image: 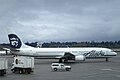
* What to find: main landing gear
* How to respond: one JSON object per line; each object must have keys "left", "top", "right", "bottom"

{"left": 59, "top": 58, "right": 63, "bottom": 63}
{"left": 106, "top": 58, "right": 108, "bottom": 62}
{"left": 59, "top": 58, "right": 68, "bottom": 63}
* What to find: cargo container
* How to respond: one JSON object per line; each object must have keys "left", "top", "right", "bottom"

{"left": 11, "top": 56, "right": 34, "bottom": 74}
{"left": 0, "top": 58, "right": 8, "bottom": 76}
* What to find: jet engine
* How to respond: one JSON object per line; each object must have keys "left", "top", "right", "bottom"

{"left": 75, "top": 55, "right": 85, "bottom": 61}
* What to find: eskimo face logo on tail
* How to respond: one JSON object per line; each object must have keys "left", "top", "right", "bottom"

{"left": 8, "top": 34, "right": 22, "bottom": 48}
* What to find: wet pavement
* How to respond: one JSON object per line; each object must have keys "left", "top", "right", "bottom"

{"left": 0, "top": 52, "right": 120, "bottom": 80}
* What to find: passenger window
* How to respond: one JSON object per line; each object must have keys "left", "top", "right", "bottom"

{"left": 72, "top": 51, "right": 77, "bottom": 53}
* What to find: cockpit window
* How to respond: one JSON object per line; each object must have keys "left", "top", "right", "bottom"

{"left": 110, "top": 50, "right": 114, "bottom": 52}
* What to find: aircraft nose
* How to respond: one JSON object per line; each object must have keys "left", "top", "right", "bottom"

{"left": 112, "top": 52, "right": 117, "bottom": 56}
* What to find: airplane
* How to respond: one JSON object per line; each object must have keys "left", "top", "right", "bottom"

{"left": 0, "top": 51, "right": 6, "bottom": 55}
{"left": 7, "top": 33, "right": 117, "bottom": 63}
{"left": 0, "top": 49, "right": 10, "bottom": 55}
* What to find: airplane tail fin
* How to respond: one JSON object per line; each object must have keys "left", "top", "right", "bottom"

{"left": 8, "top": 34, "right": 32, "bottom": 49}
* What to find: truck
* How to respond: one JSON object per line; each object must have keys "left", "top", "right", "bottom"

{"left": 51, "top": 63, "right": 71, "bottom": 71}
{"left": 11, "top": 56, "right": 34, "bottom": 74}
{"left": 0, "top": 58, "right": 8, "bottom": 76}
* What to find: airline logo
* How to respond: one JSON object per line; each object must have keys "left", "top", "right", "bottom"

{"left": 84, "top": 50, "right": 105, "bottom": 57}
{"left": 8, "top": 34, "right": 22, "bottom": 48}
{"left": 10, "top": 37, "right": 19, "bottom": 47}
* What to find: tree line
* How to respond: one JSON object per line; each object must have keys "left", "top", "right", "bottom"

{"left": 25, "top": 40, "right": 120, "bottom": 48}
{"left": 1, "top": 40, "right": 120, "bottom": 49}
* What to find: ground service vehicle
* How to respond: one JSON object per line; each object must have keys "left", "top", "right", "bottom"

{"left": 11, "top": 56, "right": 34, "bottom": 74}
{"left": 0, "top": 58, "right": 8, "bottom": 76}
{"left": 51, "top": 63, "right": 71, "bottom": 71}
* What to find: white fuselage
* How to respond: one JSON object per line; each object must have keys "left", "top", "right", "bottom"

{"left": 7, "top": 33, "right": 117, "bottom": 62}
{"left": 11, "top": 47, "right": 117, "bottom": 58}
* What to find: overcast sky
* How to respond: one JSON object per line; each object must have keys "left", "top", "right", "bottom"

{"left": 0, "top": 0, "right": 120, "bottom": 43}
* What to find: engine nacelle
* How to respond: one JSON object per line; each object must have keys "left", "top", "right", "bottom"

{"left": 75, "top": 55, "right": 85, "bottom": 61}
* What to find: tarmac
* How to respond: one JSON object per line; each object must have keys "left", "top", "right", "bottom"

{"left": 0, "top": 52, "right": 120, "bottom": 80}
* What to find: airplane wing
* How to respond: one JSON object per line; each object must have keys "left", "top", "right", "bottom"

{"left": 54, "top": 52, "right": 75, "bottom": 59}
{"left": 61, "top": 52, "right": 75, "bottom": 60}
{"left": 0, "top": 45, "right": 19, "bottom": 55}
